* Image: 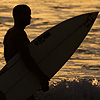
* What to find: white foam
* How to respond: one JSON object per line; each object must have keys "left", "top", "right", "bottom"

{"left": 34, "top": 79, "right": 100, "bottom": 100}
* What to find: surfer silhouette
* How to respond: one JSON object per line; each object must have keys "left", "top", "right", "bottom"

{"left": 3, "top": 4, "right": 49, "bottom": 100}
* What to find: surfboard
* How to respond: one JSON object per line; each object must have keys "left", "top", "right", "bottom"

{"left": 0, "top": 12, "right": 98, "bottom": 100}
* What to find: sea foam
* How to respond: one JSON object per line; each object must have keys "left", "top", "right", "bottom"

{"left": 34, "top": 79, "right": 100, "bottom": 100}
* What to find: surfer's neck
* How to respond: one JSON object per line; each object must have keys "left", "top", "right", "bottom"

{"left": 14, "top": 21, "right": 26, "bottom": 30}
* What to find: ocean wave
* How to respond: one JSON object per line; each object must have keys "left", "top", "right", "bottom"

{"left": 34, "top": 79, "right": 100, "bottom": 100}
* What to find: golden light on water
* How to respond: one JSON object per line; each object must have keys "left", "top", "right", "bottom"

{"left": 92, "top": 78, "right": 98, "bottom": 85}
{"left": 0, "top": 0, "right": 100, "bottom": 81}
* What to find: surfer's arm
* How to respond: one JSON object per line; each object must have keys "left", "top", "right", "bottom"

{"left": 16, "top": 38, "right": 47, "bottom": 76}
{"left": 16, "top": 35, "right": 48, "bottom": 79}
{"left": 18, "top": 45, "right": 49, "bottom": 91}
{"left": 16, "top": 32, "right": 49, "bottom": 91}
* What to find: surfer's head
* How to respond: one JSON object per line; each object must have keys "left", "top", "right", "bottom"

{"left": 13, "top": 4, "right": 31, "bottom": 27}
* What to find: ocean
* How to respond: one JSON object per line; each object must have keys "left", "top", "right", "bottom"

{"left": 0, "top": 0, "right": 100, "bottom": 99}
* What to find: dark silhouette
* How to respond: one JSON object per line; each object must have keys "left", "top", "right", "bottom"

{"left": 0, "top": 91, "right": 6, "bottom": 100}
{"left": 2, "top": 4, "right": 49, "bottom": 100}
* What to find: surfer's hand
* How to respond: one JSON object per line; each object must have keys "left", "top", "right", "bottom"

{"left": 40, "top": 74, "right": 49, "bottom": 92}
{"left": 41, "top": 81, "right": 49, "bottom": 92}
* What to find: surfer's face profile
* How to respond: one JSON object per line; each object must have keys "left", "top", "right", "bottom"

{"left": 13, "top": 5, "right": 31, "bottom": 27}
{"left": 22, "top": 11, "right": 31, "bottom": 26}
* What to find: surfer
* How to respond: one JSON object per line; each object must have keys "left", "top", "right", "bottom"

{"left": 3, "top": 4, "right": 49, "bottom": 100}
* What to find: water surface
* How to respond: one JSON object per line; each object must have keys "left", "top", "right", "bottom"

{"left": 0, "top": 0, "right": 100, "bottom": 82}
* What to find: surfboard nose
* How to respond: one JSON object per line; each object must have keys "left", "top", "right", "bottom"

{"left": 91, "top": 12, "right": 99, "bottom": 19}
{"left": 84, "top": 12, "right": 98, "bottom": 28}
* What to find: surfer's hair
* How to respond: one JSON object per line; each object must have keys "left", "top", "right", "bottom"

{"left": 13, "top": 4, "right": 31, "bottom": 19}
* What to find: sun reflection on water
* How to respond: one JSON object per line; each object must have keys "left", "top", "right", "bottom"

{"left": 0, "top": 0, "right": 100, "bottom": 81}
